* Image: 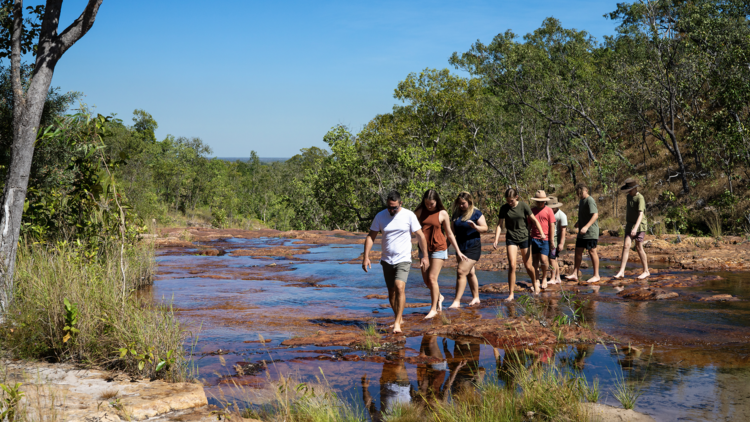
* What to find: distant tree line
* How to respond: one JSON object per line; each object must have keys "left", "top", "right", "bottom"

{"left": 2, "top": 0, "right": 749, "bottom": 238}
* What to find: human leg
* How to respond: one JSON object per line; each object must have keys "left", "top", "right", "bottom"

{"left": 450, "top": 258, "right": 476, "bottom": 308}
{"left": 565, "top": 246, "right": 584, "bottom": 280}
{"left": 393, "top": 279, "right": 406, "bottom": 333}
{"left": 505, "top": 244, "right": 518, "bottom": 301}
{"left": 425, "top": 258, "right": 444, "bottom": 319}
{"left": 550, "top": 257, "right": 558, "bottom": 283}
{"left": 539, "top": 253, "right": 549, "bottom": 289}
{"left": 467, "top": 266, "right": 480, "bottom": 306}
{"left": 520, "top": 247, "right": 536, "bottom": 290}
{"left": 532, "top": 253, "right": 541, "bottom": 292}
{"left": 613, "top": 236, "right": 632, "bottom": 279}
{"left": 587, "top": 246, "right": 600, "bottom": 283}
{"left": 635, "top": 239, "right": 650, "bottom": 279}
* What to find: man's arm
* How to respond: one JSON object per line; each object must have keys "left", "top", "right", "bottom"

{"left": 580, "top": 213, "right": 599, "bottom": 234}
{"left": 558, "top": 225, "right": 567, "bottom": 251}
{"left": 529, "top": 214, "right": 547, "bottom": 240}
{"left": 548, "top": 215, "right": 555, "bottom": 244}
{"left": 631, "top": 211, "right": 644, "bottom": 236}
{"left": 362, "top": 230, "right": 378, "bottom": 272}
{"left": 414, "top": 229, "right": 430, "bottom": 270}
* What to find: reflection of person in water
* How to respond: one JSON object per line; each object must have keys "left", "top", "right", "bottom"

{"left": 415, "top": 336, "right": 470, "bottom": 404}
{"left": 362, "top": 349, "right": 414, "bottom": 421}
{"left": 445, "top": 341, "right": 485, "bottom": 394}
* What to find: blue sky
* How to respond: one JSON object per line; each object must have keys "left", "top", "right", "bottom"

{"left": 28, "top": 0, "right": 622, "bottom": 157}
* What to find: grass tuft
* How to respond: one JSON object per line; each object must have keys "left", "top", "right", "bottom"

{"left": 362, "top": 322, "right": 380, "bottom": 350}
{"left": 3, "top": 242, "right": 188, "bottom": 381}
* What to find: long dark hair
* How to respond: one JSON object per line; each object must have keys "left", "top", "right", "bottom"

{"left": 415, "top": 189, "right": 446, "bottom": 215}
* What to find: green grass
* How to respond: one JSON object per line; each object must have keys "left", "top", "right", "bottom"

{"left": 2, "top": 241, "right": 189, "bottom": 381}
{"left": 362, "top": 323, "right": 380, "bottom": 350}
{"left": 235, "top": 358, "right": 596, "bottom": 422}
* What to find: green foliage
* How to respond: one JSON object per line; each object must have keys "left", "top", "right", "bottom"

{"left": 3, "top": 242, "right": 187, "bottom": 381}
{"left": 664, "top": 205, "right": 689, "bottom": 234}
{"left": 62, "top": 298, "right": 80, "bottom": 344}
{"left": 0, "top": 382, "right": 24, "bottom": 422}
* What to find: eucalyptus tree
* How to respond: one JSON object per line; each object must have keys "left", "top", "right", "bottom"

{"left": 450, "top": 18, "right": 624, "bottom": 191}
{"left": 679, "top": 0, "right": 750, "bottom": 195}
{"left": 0, "top": 0, "right": 103, "bottom": 313}
{"left": 607, "top": 0, "right": 721, "bottom": 194}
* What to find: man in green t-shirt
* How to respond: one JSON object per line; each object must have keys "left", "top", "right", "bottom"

{"left": 565, "top": 183, "right": 601, "bottom": 283}
{"left": 613, "top": 178, "right": 650, "bottom": 280}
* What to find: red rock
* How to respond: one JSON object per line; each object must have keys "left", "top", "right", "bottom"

{"left": 699, "top": 294, "right": 739, "bottom": 302}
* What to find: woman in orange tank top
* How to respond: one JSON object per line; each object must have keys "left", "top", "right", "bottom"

{"left": 415, "top": 190, "right": 468, "bottom": 319}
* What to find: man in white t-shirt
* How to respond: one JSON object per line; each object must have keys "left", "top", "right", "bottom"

{"left": 547, "top": 197, "right": 568, "bottom": 285}
{"left": 363, "top": 190, "right": 430, "bottom": 334}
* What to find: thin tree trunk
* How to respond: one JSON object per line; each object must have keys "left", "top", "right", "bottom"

{"left": 0, "top": 0, "right": 104, "bottom": 314}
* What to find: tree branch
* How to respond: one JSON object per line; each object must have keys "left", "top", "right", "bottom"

{"left": 57, "top": 0, "right": 102, "bottom": 54}
{"left": 11, "top": 0, "right": 24, "bottom": 112}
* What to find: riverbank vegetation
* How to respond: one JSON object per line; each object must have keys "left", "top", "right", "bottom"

{"left": 11, "top": 0, "right": 739, "bottom": 237}
{"left": 0, "top": 0, "right": 748, "bottom": 382}
{"left": 232, "top": 361, "right": 598, "bottom": 422}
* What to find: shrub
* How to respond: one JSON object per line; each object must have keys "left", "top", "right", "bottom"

{"left": 2, "top": 242, "right": 188, "bottom": 382}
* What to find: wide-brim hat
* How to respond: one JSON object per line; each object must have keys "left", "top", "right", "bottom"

{"left": 546, "top": 195, "right": 563, "bottom": 208}
{"left": 530, "top": 190, "right": 551, "bottom": 202}
{"left": 620, "top": 178, "right": 639, "bottom": 191}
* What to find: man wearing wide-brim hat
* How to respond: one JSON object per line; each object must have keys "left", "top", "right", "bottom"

{"left": 613, "top": 178, "right": 650, "bottom": 280}
{"left": 528, "top": 190, "right": 556, "bottom": 290}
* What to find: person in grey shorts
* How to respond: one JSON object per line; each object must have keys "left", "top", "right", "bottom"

{"left": 363, "top": 190, "right": 430, "bottom": 334}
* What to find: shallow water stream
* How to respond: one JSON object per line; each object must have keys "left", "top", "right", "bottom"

{"left": 153, "top": 235, "right": 750, "bottom": 421}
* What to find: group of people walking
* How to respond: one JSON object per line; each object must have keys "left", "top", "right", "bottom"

{"left": 362, "top": 179, "right": 650, "bottom": 333}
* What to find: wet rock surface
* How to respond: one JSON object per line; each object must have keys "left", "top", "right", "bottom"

{"left": 145, "top": 227, "right": 750, "bottom": 421}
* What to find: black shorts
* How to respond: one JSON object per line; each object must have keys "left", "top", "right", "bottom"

{"left": 460, "top": 242, "right": 482, "bottom": 261}
{"left": 575, "top": 238, "right": 598, "bottom": 250}
{"left": 506, "top": 238, "right": 530, "bottom": 249}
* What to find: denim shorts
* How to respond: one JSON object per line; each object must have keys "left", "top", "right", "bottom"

{"left": 531, "top": 239, "right": 550, "bottom": 255}
{"left": 418, "top": 249, "right": 449, "bottom": 260}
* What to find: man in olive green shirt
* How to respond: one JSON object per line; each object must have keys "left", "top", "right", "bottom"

{"left": 565, "top": 183, "right": 601, "bottom": 283}
{"left": 614, "top": 178, "right": 650, "bottom": 280}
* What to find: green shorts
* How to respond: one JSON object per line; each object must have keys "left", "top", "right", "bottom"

{"left": 381, "top": 261, "right": 411, "bottom": 284}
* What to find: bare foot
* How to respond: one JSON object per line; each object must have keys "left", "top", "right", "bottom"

{"left": 424, "top": 310, "right": 438, "bottom": 319}
{"left": 533, "top": 288, "right": 541, "bottom": 295}
{"left": 613, "top": 273, "right": 625, "bottom": 280}
{"left": 438, "top": 295, "right": 444, "bottom": 312}
{"left": 541, "top": 280, "right": 548, "bottom": 289}
{"left": 448, "top": 302, "right": 461, "bottom": 309}
{"left": 468, "top": 298, "right": 480, "bottom": 306}
{"left": 586, "top": 276, "right": 601, "bottom": 283}
{"left": 637, "top": 271, "right": 650, "bottom": 280}
{"left": 564, "top": 274, "right": 579, "bottom": 281}
{"left": 504, "top": 295, "right": 515, "bottom": 302}
{"left": 393, "top": 325, "right": 402, "bottom": 334}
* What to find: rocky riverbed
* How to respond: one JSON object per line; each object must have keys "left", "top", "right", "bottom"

{"left": 138, "top": 227, "right": 750, "bottom": 421}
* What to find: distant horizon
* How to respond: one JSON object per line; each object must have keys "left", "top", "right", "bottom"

{"left": 216, "top": 157, "right": 289, "bottom": 163}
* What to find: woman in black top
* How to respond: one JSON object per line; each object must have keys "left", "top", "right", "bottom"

{"left": 493, "top": 188, "right": 544, "bottom": 301}
{"left": 449, "top": 192, "right": 488, "bottom": 308}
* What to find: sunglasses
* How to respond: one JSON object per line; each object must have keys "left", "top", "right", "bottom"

{"left": 387, "top": 205, "right": 400, "bottom": 211}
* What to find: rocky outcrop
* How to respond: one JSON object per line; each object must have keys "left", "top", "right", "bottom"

{"left": 3, "top": 360, "right": 208, "bottom": 421}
